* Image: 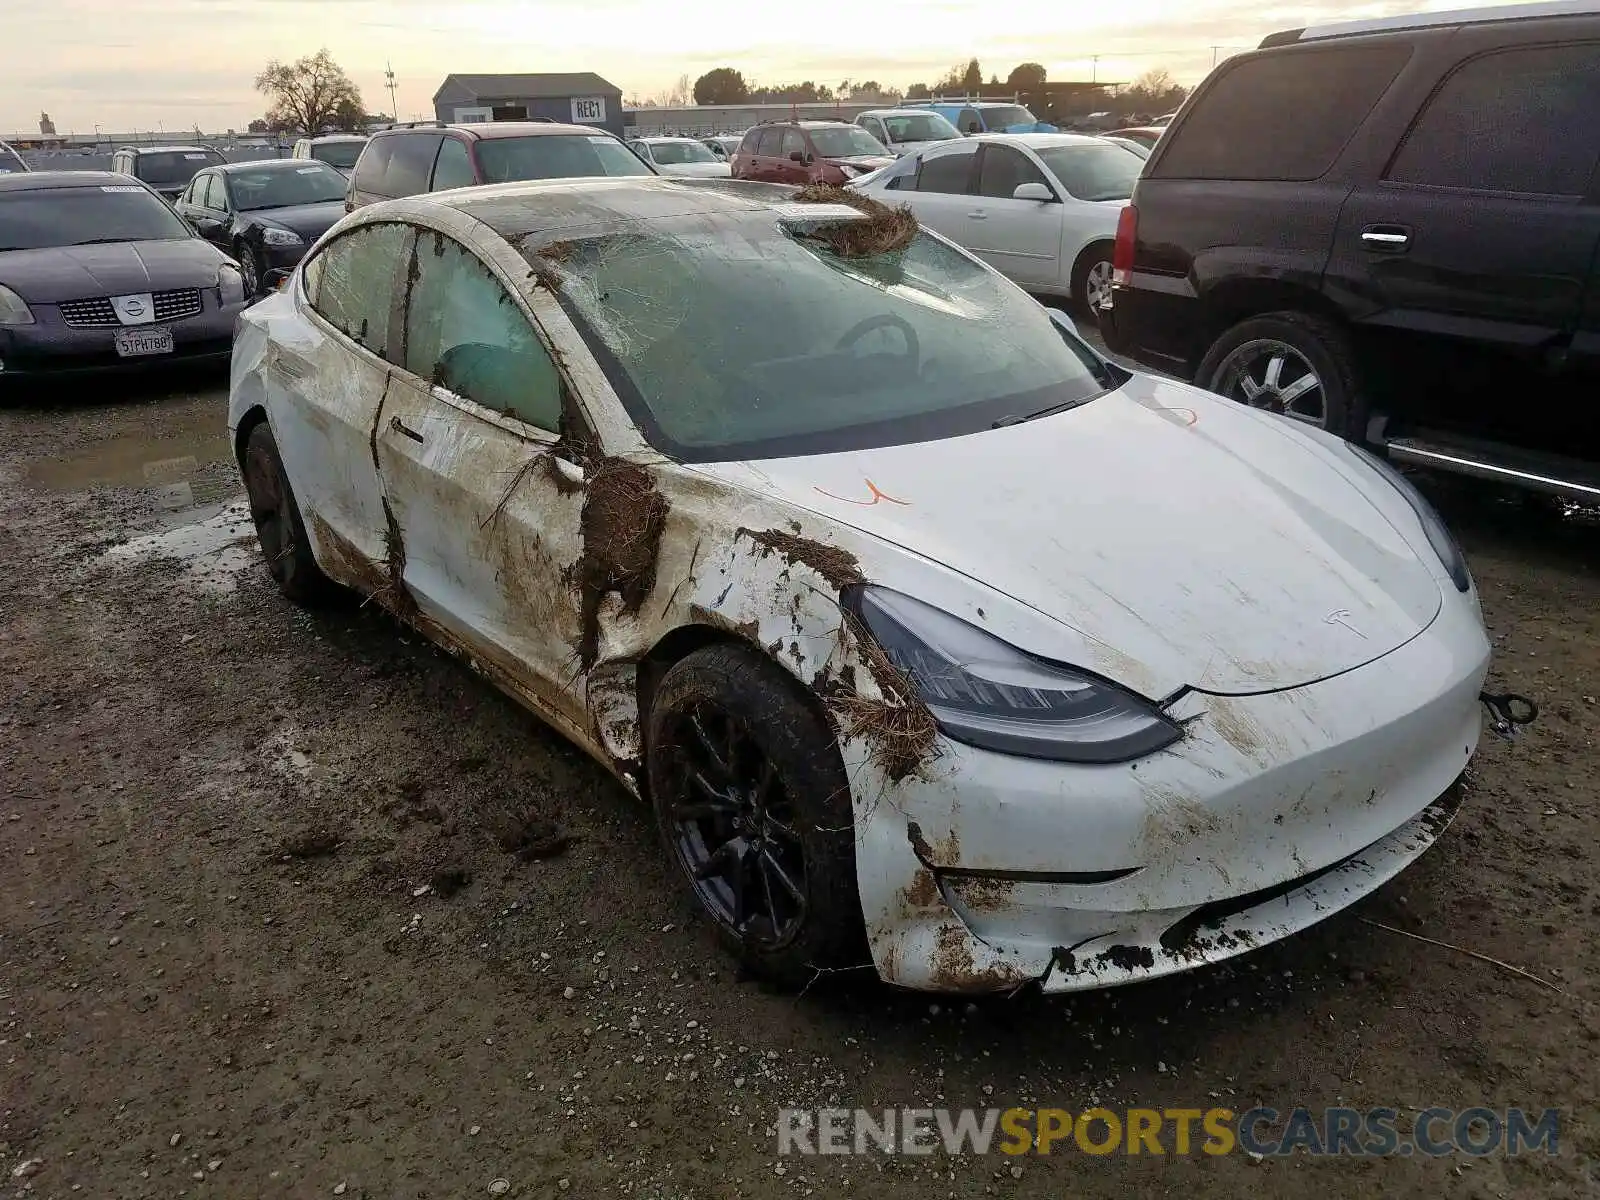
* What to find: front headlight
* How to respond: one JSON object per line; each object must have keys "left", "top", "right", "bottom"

{"left": 847, "top": 587, "right": 1182, "bottom": 763}
{"left": 1349, "top": 445, "right": 1471, "bottom": 593}
{"left": 217, "top": 263, "right": 245, "bottom": 304}
{"left": 260, "top": 228, "right": 303, "bottom": 247}
{"left": 0, "top": 283, "right": 35, "bottom": 326}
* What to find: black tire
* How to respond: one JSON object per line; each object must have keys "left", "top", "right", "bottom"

{"left": 1070, "top": 242, "right": 1114, "bottom": 320}
{"left": 239, "top": 421, "right": 333, "bottom": 605}
{"left": 1195, "top": 311, "right": 1368, "bottom": 442}
{"left": 646, "top": 642, "right": 864, "bottom": 987}
{"left": 236, "top": 241, "right": 265, "bottom": 299}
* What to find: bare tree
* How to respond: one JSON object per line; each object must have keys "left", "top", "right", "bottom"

{"left": 255, "top": 49, "right": 364, "bottom": 134}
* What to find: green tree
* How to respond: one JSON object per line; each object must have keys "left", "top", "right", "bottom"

{"left": 693, "top": 67, "right": 750, "bottom": 105}
{"left": 1007, "top": 62, "right": 1047, "bottom": 93}
{"left": 255, "top": 49, "right": 363, "bottom": 134}
{"left": 332, "top": 97, "right": 365, "bottom": 131}
{"left": 962, "top": 59, "right": 983, "bottom": 92}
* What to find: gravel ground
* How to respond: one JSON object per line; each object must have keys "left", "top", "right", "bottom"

{"left": 1, "top": 371, "right": 1597, "bottom": 1199}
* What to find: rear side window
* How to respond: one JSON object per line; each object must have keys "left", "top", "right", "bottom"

{"left": 916, "top": 145, "right": 977, "bottom": 194}
{"left": 431, "top": 137, "right": 476, "bottom": 191}
{"left": 383, "top": 134, "right": 444, "bottom": 197}
{"left": 303, "top": 222, "right": 411, "bottom": 359}
{"left": 1386, "top": 43, "right": 1600, "bottom": 196}
{"left": 756, "top": 128, "right": 783, "bottom": 156}
{"left": 353, "top": 137, "right": 395, "bottom": 194}
{"left": 403, "top": 230, "right": 562, "bottom": 432}
{"left": 1154, "top": 44, "right": 1411, "bottom": 181}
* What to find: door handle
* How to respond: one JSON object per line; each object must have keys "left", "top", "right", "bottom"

{"left": 1360, "top": 225, "right": 1410, "bottom": 250}
{"left": 390, "top": 415, "right": 424, "bottom": 444}
{"left": 967, "top": 210, "right": 987, "bottom": 220}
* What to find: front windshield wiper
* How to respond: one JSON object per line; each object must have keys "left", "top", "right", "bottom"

{"left": 992, "top": 395, "right": 1094, "bottom": 428}
{"left": 68, "top": 238, "right": 142, "bottom": 246}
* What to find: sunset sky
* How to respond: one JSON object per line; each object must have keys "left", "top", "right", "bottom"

{"left": 3, "top": 0, "right": 1519, "bottom": 135}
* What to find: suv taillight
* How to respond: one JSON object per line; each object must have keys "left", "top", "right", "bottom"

{"left": 1112, "top": 204, "right": 1137, "bottom": 286}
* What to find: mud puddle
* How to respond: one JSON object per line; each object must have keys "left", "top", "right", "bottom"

{"left": 96, "top": 499, "right": 259, "bottom": 594}
{"left": 25, "top": 402, "right": 234, "bottom": 513}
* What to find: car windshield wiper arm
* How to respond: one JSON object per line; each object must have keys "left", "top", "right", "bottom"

{"left": 993, "top": 395, "right": 1091, "bottom": 428}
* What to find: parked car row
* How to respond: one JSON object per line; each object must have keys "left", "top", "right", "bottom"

{"left": 850, "top": 132, "right": 1142, "bottom": 314}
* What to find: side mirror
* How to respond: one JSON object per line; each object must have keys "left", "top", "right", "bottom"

{"left": 262, "top": 268, "right": 292, "bottom": 292}
{"left": 789, "top": 150, "right": 805, "bottom": 163}
{"left": 1013, "top": 182, "right": 1053, "bottom": 202}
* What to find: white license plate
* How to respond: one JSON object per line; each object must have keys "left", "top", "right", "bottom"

{"left": 114, "top": 327, "right": 174, "bottom": 358}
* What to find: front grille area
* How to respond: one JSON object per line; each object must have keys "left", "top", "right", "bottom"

{"left": 57, "top": 288, "right": 205, "bottom": 328}
{"left": 152, "top": 288, "right": 203, "bottom": 322}
{"left": 57, "top": 297, "right": 118, "bottom": 327}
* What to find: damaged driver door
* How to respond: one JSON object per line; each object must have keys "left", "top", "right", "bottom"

{"left": 373, "top": 224, "right": 591, "bottom": 737}
{"left": 275, "top": 221, "right": 413, "bottom": 571}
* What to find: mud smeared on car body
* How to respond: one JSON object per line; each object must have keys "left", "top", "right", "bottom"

{"left": 568, "top": 458, "right": 670, "bottom": 670}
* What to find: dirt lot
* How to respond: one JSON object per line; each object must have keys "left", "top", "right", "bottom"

{"left": 2, "top": 373, "right": 1597, "bottom": 1199}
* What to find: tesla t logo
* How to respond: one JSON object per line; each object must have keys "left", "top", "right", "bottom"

{"left": 1324, "top": 609, "right": 1367, "bottom": 639}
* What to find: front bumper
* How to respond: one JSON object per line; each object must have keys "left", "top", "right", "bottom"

{"left": 0, "top": 290, "right": 245, "bottom": 377}
{"left": 852, "top": 594, "right": 1491, "bottom": 993}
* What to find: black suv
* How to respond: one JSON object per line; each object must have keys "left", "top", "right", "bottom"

{"left": 110, "top": 145, "right": 227, "bottom": 201}
{"left": 1101, "top": 2, "right": 1600, "bottom": 501}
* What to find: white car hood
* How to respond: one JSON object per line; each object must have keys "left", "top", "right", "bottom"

{"left": 655, "top": 162, "right": 733, "bottom": 178}
{"left": 694, "top": 375, "right": 1443, "bottom": 697}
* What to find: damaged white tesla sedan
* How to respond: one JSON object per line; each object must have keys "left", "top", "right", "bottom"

{"left": 229, "top": 176, "right": 1502, "bottom": 994}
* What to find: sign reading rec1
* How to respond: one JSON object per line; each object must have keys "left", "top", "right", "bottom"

{"left": 571, "top": 97, "right": 606, "bottom": 123}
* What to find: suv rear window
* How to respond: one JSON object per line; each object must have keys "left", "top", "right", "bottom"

{"left": 133, "top": 150, "right": 226, "bottom": 187}
{"left": 1153, "top": 44, "right": 1411, "bottom": 181}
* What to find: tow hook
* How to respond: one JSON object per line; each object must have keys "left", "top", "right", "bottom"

{"left": 1480, "top": 691, "right": 1539, "bottom": 742}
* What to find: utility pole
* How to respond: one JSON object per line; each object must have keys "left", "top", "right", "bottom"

{"left": 1211, "top": 45, "right": 1222, "bottom": 68}
{"left": 385, "top": 63, "right": 399, "bottom": 123}
{"left": 1091, "top": 55, "right": 1100, "bottom": 83}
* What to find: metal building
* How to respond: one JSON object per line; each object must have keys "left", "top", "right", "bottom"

{"left": 432, "top": 73, "right": 626, "bottom": 136}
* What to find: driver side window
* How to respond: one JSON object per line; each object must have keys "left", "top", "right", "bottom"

{"left": 977, "top": 145, "right": 1050, "bottom": 199}
{"left": 303, "top": 222, "right": 411, "bottom": 359}
{"left": 403, "top": 230, "right": 563, "bottom": 433}
{"left": 781, "top": 128, "right": 807, "bottom": 160}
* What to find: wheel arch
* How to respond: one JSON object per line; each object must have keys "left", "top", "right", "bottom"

{"left": 232, "top": 402, "right": 270, "bottom": 469}
{"left": 1197, "top": 279, "right": 1349, "bottom": 359}
{"left": 634, "top": 621, "right": 837, "bottom": 749}
{"left": 1068, "top": 236, "right": 1114, "bottom": 281}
